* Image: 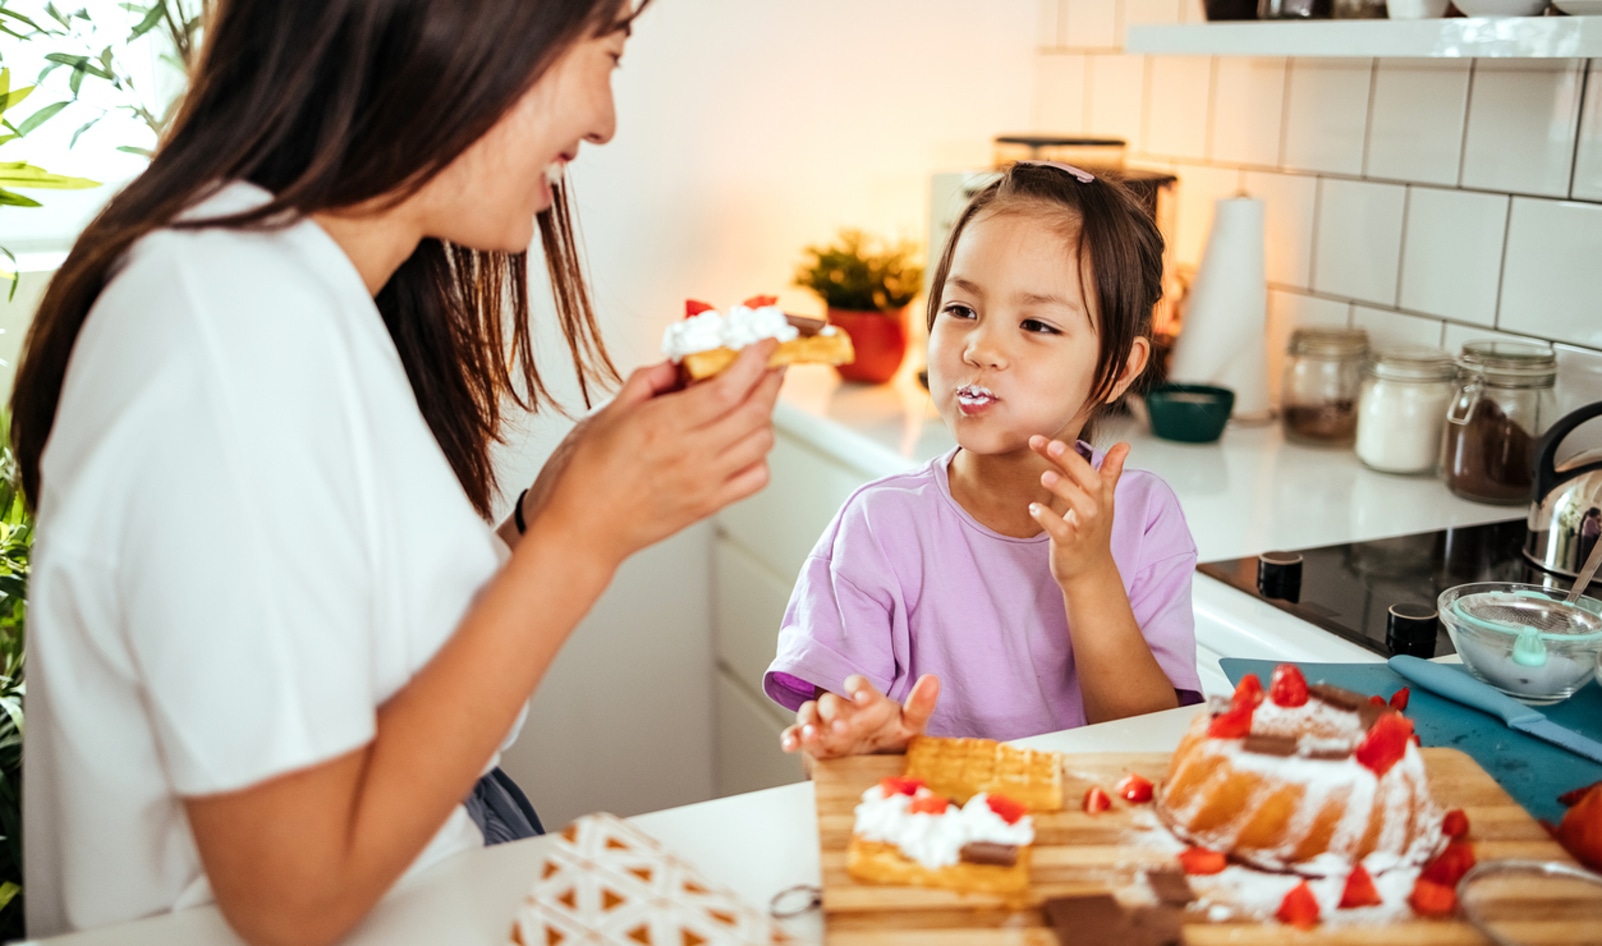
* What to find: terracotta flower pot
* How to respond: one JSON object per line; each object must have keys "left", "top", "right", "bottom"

{"left": 827, "top": 306, "right": 907, "bottom": 384}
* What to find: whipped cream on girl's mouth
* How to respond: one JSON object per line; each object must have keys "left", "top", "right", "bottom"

{"left": 956, "top": 384, "right": 997, "bottom": 408}
{"left": 660, "top": 303, "right": 800, "bottom": 360}
{"left": 543, "top": 162, "right": 564, "bottom": 187}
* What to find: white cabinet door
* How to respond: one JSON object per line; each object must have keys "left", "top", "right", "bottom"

{"left": 716, "top": 434, "right": 872, "bottom": 582}
{"left": 713, "top": 669, "right": 804, "bottom": 797}
{"left": 713, "top": 537, "right": 794, "bottom": 701}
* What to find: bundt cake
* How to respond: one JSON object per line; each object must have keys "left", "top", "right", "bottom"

{"left": 1156, "top": 664, "right": 1444, "bottom": 876}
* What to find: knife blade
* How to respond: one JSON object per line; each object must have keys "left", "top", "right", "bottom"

{"left": 1388, "top": 655, "right": 1602, "bottom": 765}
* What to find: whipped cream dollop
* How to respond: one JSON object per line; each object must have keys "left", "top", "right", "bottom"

{"left": 661, "top": 303, "right": 799, "bottom": 360}
{"left": 852, "top": 786, "right": 1034, "bottom": 871}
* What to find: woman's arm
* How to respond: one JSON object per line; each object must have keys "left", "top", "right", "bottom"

{"left": 186, "top": 344, "right": 783, "bottom": 946}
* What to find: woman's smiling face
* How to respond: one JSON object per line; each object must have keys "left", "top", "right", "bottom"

{"left": 927, "top": 209, "right": 1113, "bottom": 457}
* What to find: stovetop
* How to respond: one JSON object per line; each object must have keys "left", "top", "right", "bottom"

{"left": 1196, "top": 518, "right": 1586, "bottom": 659}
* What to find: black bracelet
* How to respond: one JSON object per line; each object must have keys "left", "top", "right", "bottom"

{"left": 514, "top": 488, "right": 529, "bottom": 535}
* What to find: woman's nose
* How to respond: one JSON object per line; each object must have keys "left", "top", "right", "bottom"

{"left": 585, "top": 87, "right": 618, "bottom": 146}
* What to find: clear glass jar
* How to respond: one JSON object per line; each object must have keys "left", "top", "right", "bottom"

{"left": 1355, "top": 347, "right": 1457, "bottom": 475}
{"left": 1258, "top": 0, "right": 1332, "bottom": 17}
{"left": 1332, "top": 0, "right": 1387, "bottom": 17}
{"left": 1441, "top": 340, "right": 1558, "bottom": 505}
{"left": 1281, "top": 327, "right": 1369, "bottom": 446}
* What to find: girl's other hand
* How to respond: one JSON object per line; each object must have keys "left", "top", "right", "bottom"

{"left": 1028, "top": 436, "right": 1127, "bottom": 587}
{"left": 778, "top": 673, "right": 939, "bottom": 760}
{"left": 526, "top": 339, "right": 783, "bottom": 568}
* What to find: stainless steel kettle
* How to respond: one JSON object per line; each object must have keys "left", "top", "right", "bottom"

{"left": 1524, "top": 399, "right": 1602, "bottom": 583}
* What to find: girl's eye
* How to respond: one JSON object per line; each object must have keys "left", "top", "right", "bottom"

{"left": 942, "top": 304, "right": 976, "bottom": 320}
{"left": 1021, "top": 319, "right": 1060, "bottom": 335}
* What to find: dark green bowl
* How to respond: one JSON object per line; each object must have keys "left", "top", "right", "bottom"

{"left": 1145, "top": 383, "right": 1235, "bottom": 444}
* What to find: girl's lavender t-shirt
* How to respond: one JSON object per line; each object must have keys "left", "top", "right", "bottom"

{"left": 763, "top": 446, "right": 1201, "bottom": 741}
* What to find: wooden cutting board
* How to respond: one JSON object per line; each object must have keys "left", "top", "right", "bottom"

{"left": 813, "top": 748, "right": 1599, "bottom": 945}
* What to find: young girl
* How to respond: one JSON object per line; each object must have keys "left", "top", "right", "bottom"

{"left": 765, "top": 161, "right": 1201, "bottom": 758}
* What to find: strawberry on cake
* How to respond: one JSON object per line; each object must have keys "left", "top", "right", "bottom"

{"left": 1156, "top": 664, "right": 1444, "bottom": 877}
{"left": 661, "top": 296, "right": 853, "bottom": 380}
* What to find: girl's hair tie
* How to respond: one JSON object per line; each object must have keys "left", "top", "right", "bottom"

{"left": 1015, "top": 159, "right": 1096, "bottom": 184}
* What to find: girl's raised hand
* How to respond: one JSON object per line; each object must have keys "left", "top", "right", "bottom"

{"left": 1027, "top": 435, "right": 1128, "bottom": 587}
{"left": 524, "top": 340, "right": 784, "bottom": 569}
{"left": 779, "top": 674, "right": 940, "bottom": 760}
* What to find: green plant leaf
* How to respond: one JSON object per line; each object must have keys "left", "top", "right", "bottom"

{"left": 127, "top": 3, "right": 163, "bottom": 41}
{"left": 114, "top": 144, "right": 152, "bottom": 157}
{"left": 0, "top": 162, "right": 99, "bottom": 190}
{"left": 15, "top": 100, "right": 67, "bottom": 137}
{"left": 0, "top": 189, "right": 41, "bottom": 209}
{"left": 67, "top": 116, "right": 98, "bottom": 147}
{"left": 0, "top": 882, "right": 17, "bottom": 912}
{"left": 0, "top": 246, "right": 15, "bottom": 304}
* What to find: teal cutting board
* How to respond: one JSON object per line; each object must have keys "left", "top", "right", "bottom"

{"left": 1221, "top": 658, "right": 1602, "bottom": 825}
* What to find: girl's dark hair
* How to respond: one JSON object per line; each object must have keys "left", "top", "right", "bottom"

{"left": 11, "top": 0, "right": 647, "bottom": 517}
{"left": 925, "top": 161, "right": 1165, "bottom": 432}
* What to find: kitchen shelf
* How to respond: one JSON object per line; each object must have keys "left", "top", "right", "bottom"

{"left": 1125, "top": 17, "right": 1602, "bottom": 58}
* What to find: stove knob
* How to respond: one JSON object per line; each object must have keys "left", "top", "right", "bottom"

{"left": 1256, "top": 551, "right": 1303, "bottom": 602}
{"left": 1386, "top": 602, "right": 1439, "bottom": 658}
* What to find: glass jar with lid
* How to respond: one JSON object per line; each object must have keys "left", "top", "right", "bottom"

{"left": 1441, "top": 340, "right": 1558, "bottom": 505}
{"left": 1281, "top": 327, "right": 1369, "bottom": 446}
{"left": 1355, "top": 347, "right": 1457, "bottom": 475}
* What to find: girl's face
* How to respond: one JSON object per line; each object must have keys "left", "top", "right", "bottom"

{"left": 414, "top": 13, "right": 631, "bottom": 251}
{"left": 927, "top": 209, "right": 1146, "bottom": 457}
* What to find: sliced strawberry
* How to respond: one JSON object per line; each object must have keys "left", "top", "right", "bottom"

{"left": 1269, "top": 664, "right": 1309, "bottom": 707}
{"left": 1420, "top": 839, "right": 1475, "bottom": 887}
{"left": 878, "top": 776, "right": 925, "bottom": 798}
{"left": 741, "top": 294, "right": 779, "bottom": 308}
{"left": 1559, "top": 780, "right": 1602, "bottom": 807}
{"left": 986, "top": 793, "right": 1028, "bottom": 825}
{"left": 1083, "top": 786, "right": 1112, "bottom": 814}
{"left": 1368, "top": 694, "right": 1387, "bottom": 707}
{"left": 1178, "top": 846, "right": 1227, "bottom": 875}
{"left": 909, "top": 794, "right": 949, "bottom": 815}
{"left": 1411, "top": 733, "right": 1423, "bottom": 746}
{"left": 1355, "top": 711, "right": 1413, "bottom": 776}
{"left": 1116, "top": 773, "right": 1155, "bottom": 804}
{"left": 1232, "top": 673, "right": 1265, "bottom": 710}
{"left": 1338, "top": 864, "right": 1382, "bottom": 909}
{"left": 1389, "top": 686, "right": 1411, "bottom": 711}
{"left": 685, "top": 299, "right": 716, "bottom": 318}
{"left": 1408, "top": 877, "right": 1457, "bottom": 917}
{"left": 1207, "top": 701, "right": 1254, "bottom": 739}
{"left": 1441, "top": 808, "right": 1470, "bottom": 839}
{"left": 1277, "top": 880, "right": 1321, "bottom": 929}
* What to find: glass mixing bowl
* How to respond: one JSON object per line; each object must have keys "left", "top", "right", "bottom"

{"left": 1438, "top": 582, "right": 1602, "bottom": 705}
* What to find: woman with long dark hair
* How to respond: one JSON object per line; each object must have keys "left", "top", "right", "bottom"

{"left": 11, "top": 2, "right": 782, "bottom": 944}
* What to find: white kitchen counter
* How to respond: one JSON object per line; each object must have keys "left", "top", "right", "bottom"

{"left": 25, "top": 707, "right": 1200, "bottom": 946}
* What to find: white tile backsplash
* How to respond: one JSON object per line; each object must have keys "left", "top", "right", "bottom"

{"left": 1351, "top": 305, "right": 1444, "bottom": 351}
{"left": 1243, "top": 170, "right": 1317, "bottom": 289}
{"left": 1365, "top": 60, "right": 1470, "bottom": 187}
{"left": 1038, "top": 0, "right": 1064, "bottom": 47}
{"left": 1571, "top": 61, "right": 1602, "bottom": 203}
{"left": 1143, "top": 57, "right": 1212, "bottom": 161}
{"left": 1283, "top": 59, "right": 1373, "bottom": 176}
{"left": 1064, "top": 0, "right": 1119, "bottom": 48}
{"left": 1460, "top": 60, "right": 1584, "bottom": 199}
{"left": 1498, "top": 197, "right": 1602, "bottom": 350}
{"left": 1211, "top": 58, "right": 1287, "bottom": 168}
{"left": 1173, "top": 162, "right": 1246, "bottom": 270}
{"left": 1312, "top": 178, "right": 1406, "bottom": 306}
{"left": 1397, "top": 186, "right": 1507, "bottom": 328}
{"left": 1440, "top": 322, "right": 1546, "bottom": 358}
{"left": 1034, "top": 53, "right": 1088, "bottom": 130}
{"left": 1034, "top": 2, "right": 1602, "bottom": 386}
{"left": 1087, "top": 55, "right": 1147, "bottom": 154}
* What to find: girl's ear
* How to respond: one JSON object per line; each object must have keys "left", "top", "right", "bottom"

{"left": 1104, "top": 336, "right": 1152, "bottom": 404}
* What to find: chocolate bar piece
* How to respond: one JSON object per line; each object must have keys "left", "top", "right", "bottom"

{"left": 1042, "top": 894, "right": 1183, "bottom": 946}
{"left": 1242, "top": 734, "right": 1298, "bottom": 757}
{"left": 784, "top": 314, "right": 826, "bottom": 337}
{"left": 959, "top": 842, "right": 1019, "bottom": 867}
{"left": 1308, "top": 682, "right": 1366, "bottom": 712}
{"left": 1145, "top": 868, "right": 1194, "bottom": 906}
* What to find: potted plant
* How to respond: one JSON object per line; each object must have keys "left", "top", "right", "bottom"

{"left": 793, "top": 229, "right": 922, "bottom": 384}
{"left": 0, "top": 412, "right": 29, "bottom": 941}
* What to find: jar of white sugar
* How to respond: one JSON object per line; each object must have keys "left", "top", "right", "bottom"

{"left": 1355, "top": 347, "right": 1457, "bottom": 475}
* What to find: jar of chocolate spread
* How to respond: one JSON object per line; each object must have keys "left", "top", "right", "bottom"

{"left": 1281, "top": 327, "right": 1369, "bottom": 446}
{"left": 1441, "top": 340, "right": 1557, "bottom": 505}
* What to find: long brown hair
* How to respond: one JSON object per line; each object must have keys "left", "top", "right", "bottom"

{"left": 925, "top": 162, "right": 1165, "bottom": 434}
{"left": 11, "top": 0, "right": 645, "bottom": 517}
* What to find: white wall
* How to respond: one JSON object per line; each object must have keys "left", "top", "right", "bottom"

{"left": 492, "top": 0, "right": 1038, "bottom": 827}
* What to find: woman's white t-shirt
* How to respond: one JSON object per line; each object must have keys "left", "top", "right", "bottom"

{"left": 24, "top": 182, "right": 507, "bottom": 936}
